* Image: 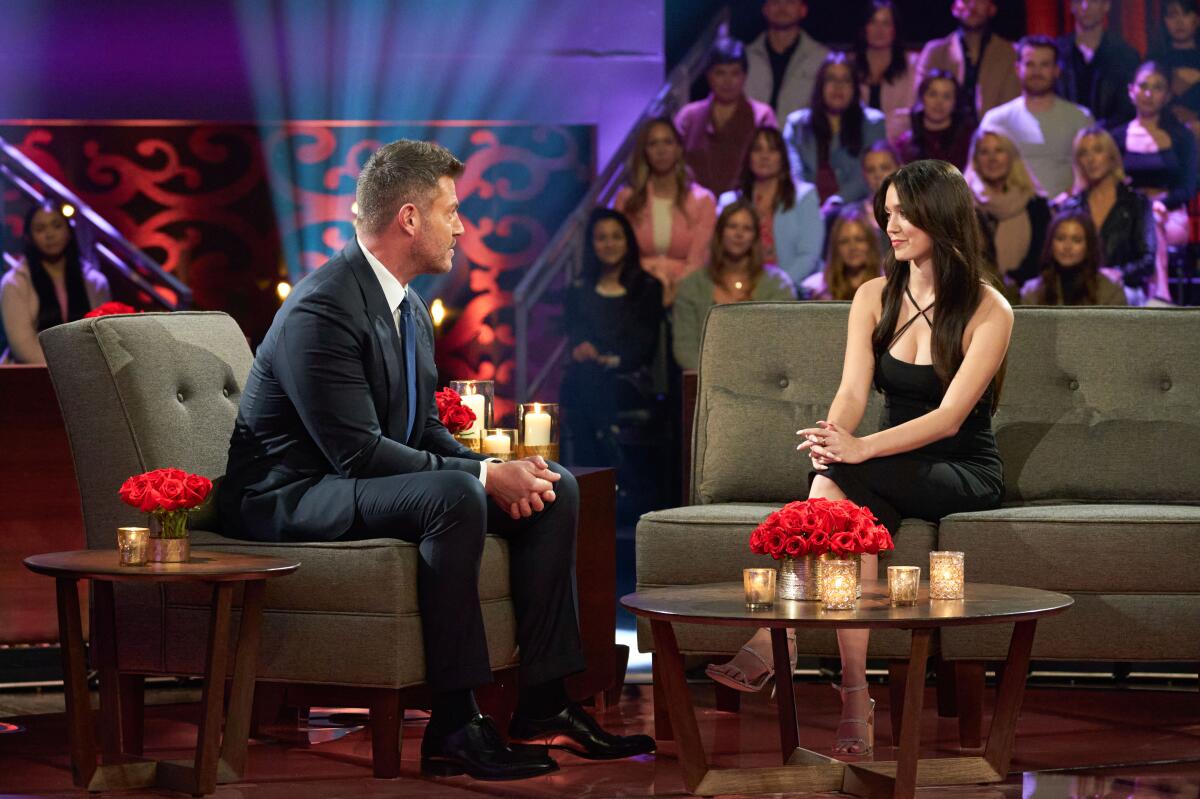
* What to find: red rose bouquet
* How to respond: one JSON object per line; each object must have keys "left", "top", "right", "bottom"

{"left": 436, "top": 387, "right": 478, "bottom": 434}
{"left": 750, "top": 497, "right": 894, "bottom": 561}
{"left": 84, "top": 302, "right": 138, "bottom": 319}
{"left": 118, "top": 467, "right": 213, "bottom": 538}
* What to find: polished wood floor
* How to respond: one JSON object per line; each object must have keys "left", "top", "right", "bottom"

{"left": 1, "top": 680, "right": 1198, "bottom": 797}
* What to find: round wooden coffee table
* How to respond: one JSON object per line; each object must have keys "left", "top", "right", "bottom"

{"left": 25, "top": 549, "right": 299, "bottom": 796}
{"left": 622, "top": 580, "right": 1073, "bottom": 799}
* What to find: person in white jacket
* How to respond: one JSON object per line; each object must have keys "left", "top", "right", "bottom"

{"left": 744, "top": 0, "right": 830, "bottom": 120}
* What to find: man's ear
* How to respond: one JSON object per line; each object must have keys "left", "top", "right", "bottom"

{"left": 396, "top": 202, "right": 420, "bottom": 237}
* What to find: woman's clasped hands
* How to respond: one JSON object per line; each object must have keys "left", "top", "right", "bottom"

{"left": 796, "top": 420, "right": 869, "bottom": 470}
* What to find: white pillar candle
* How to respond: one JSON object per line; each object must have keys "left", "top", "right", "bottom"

{"left": 461, "top": 392, "right": 486, "bottom": 435}
{"left": 523, "top": 407, "right": 552, "bottom": 446}
{"left": 483, "top": 433, "right": 511, "bottom": 455}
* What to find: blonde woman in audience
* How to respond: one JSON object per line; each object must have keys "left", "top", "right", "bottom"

{"left": 1056, "top": 126, "right": 1156, "bottom": 302}
{"left": 803, "top": 205, "right": 884, "bottom": 300}
{"left": 964, "top": 128, "right": 1050, "bottom": 292}
{"left": 671, "top": 201, "right": 796, "bottom": 370}
{"left": 614, "top": 117, "right": 717, "bottom": 306}
{"left": 1021, "top": 209, "right": 1126, "bottom": 305}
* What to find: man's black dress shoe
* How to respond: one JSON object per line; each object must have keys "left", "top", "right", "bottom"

{"left": 508, "top": 703, "right": 656, "bottom": 760}
{"left": 421, "top": 714, "right": 559, "bottom": 781}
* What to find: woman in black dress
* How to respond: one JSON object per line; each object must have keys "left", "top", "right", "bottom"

{"left": 559, "top": 208, "right": 663, "bottom": 467}
{"left": 709, "top": 160, "right": 1012, "bottom": 757}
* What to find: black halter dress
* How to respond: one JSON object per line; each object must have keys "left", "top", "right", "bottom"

{"left": 819, "top": 293, "right": 1004, "bottom": 535}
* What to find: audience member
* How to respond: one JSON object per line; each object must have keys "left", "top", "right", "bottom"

{"left": 915, "top": 0, "right": 1021, "bottom": 118}
{"left": 745, "top": 0, "right": 831, "bottom": 120}
{"left": 980, "top": 35, "right": 1094, "bottom": 197}
{"left": 675, "top": 38, "right": 778, "bottom": 196}
{"left": 784, "top": 52, "right": 887, "bottom": 204}
{"left": 1057, "top": 126, "right": 1156, "bottom": 301}
{"left": 671, "top": 201, "right": 796, "bottom": 370}
{"left": 964, "top": 128, "right": 1051, "bottom": 290}
{"left": 1148, "top": 0, "right": 1200, "bottom": 131}
{"left": 854, "top": 1, "right": 918, "bottom": 141}
{"left": 560, "top": 209, "right": 663, "bottom": 467}
{"left": 801, "top": 204, "right": 884, "bottom": 300}
{"left": 718, "top": 125, "right": 824, "bottom": 285}
{"left": 822, "top": 140, "right": 900, "bottom": 250}
{"left": 1055, "top": 0, "right": 1140, "bottom": 128}
{"left": 614, "top": 117, "right": 717, "bottom": 306}
{"left": 1021, "top": 209, "right": 1126, "bottom": 305}
{"left": 1, "top": 201, "right": 110, "bottom": 364}
{"left": 895, "top": 69, "right": 976, "bottom": 169}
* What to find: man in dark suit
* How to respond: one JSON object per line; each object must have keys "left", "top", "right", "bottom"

{"left": 219, "top": 139, "right": 652, "bottom": 781}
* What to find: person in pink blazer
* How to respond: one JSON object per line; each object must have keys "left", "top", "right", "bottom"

{"left": 613, "top": 117, "right": 717, "bottom": 306}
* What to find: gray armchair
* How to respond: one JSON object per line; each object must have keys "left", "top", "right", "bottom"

{"left": 39, "top": 311, "right": 522, "bottom": 778}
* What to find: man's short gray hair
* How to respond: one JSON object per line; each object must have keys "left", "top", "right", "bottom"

{"left": 355, "top": 139, "right": 464, "bottom": 235}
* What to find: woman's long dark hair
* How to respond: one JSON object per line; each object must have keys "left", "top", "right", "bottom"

{"left": 1157, "top": 0, "right": 1200, "bottom": 51}
{"left": 872, "top": 159, "right": 1004, "bottom": 409}
{"left": 735, "top": 126, "right": 797, "bottom": 211}
{"left": 810, "top": 52, "right": 867, "bottom": 164}
{"left": 580, "top": 207, "right": 649, "bottom": 292}
{"left": 908, "top": 69, "right": 973, "bottom": 153}
{"left": 23, "top": 202, "right": 89, "bottom": 332}
{"left": 854, "top": 1, "right": 909, "bottom": 86}
{"left": 1038, "top": 209, "right": 1103, "bottom": 306}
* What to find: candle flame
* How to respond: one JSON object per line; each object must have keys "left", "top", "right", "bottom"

{"left": 533, "top": 402, "right": 541, "bottom": 413}
{"left": 430, "top": 298, "right": 446, "bottom": 328}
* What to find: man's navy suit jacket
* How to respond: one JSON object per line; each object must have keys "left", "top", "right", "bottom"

{"left": 219, "top": 239, "right": 487, "bottom": 542}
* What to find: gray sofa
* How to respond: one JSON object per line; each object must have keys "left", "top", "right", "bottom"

{"left": 636, "top": 302, "right": 1200, "bottom": 742}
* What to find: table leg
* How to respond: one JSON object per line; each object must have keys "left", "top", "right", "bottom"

{"left": 55, "top": 577, "right": 96, "bottom": 789}
{"left": 770, "top": 627, "right": 799, "bottom": 762}
{"left": 649, "top": 619, "right": 709, "bottom": 792}
{"left": 983, "top": 620, "right": 1037, "bottom": 778}
{"left": 92, "top": 580, "right": 125, "bottom": 761}
{"left": 894, "top": 628, "right": 932, "bottom": 799}
{"left": 219, "top": 579, "right": 266, "bottom": 777}
{"left": 193, "top": 583, "right": 235, "bottom": 794}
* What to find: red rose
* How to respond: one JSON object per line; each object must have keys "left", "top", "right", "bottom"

{"left": 830, "top": 530, "right": 857, "bottom": 556}
{"left": 158, "top": 477, "right": 186, "bottom": 511}
{"left": 766, "top": 530, "right": 788, "bottom": 558}
{"left": 855, "top": 529, "right": 879, "bottom": 554}
{"left": 435, "top": 387, "right": 461, "bottom": 417}
{"left": 443, "top": 403, "right": 476, "bottom": 434}
{"left": 807, "top": 529, "right": 831, "bottom": 555}
{"left": 183, "top": 473, "right": 212, "bottom": 507}
{"left": 827, "top": 501, "right": 854, "bottom": 530}
{"left": 872, "top": 525, "right": 895, "bottom": 552}
{"left": 778, "top": 506, "right": 805, "bottom": 532}
{"left": 809, "top": 504, "right": 835, "bottom": 533}
{"left": 83, "top": 302, "right": 137, "bottom": 319}
{"left": 784, "top": 535, "right": 809, "bottom": 558}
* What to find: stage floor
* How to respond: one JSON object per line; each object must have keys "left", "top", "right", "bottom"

{"left": 1, "top": 680, "right": 1198, "bottom": 798}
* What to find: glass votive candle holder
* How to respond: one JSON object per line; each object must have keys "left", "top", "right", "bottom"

{"left": 887, "top": 565, "right": 920, "bottom": 607}
{"left": 449, "top": 379, "right": 493, "bottom": 437}
{"left": 820, "top": 558, "right": 858, "bottom": 610}
{"left": 743, "top": 568, "right": 775, "bottom": 610}
{"left": 929, "top": 551, "right": 965, "bottom": 599}
{"left": 481, "top": 428, "right": 517, "bottom": 461}
{"left": 117, "top": 526, "right": 149, "bottom": 566}
{"left": 518, "top": 402, "right": 559, "bottom": 463}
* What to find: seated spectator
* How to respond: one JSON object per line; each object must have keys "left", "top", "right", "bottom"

{"left": 1055, "top": 0, "right": 1140, "bottom": 128}
{"left": 964, "top": 128, "right": 1050, "bottom": 290}
{"left": 717, "top": 126, "right": 823, "bottom": 285}
{"left": 1, "top": 202, "right": 110, "bottom": 364}
{"left": 614, "top": 117, "right": 717, "bottom": 306}
{"left": 801, "top": 205, "right": 883, "bottom": 300}
{"left": 676, "top": 38, "right": 778, "bottom": 196}
{"left": 821, "top": 140, "right": 900, "bottom": 251}
{"left": 745, "top": 0, "right": 830, "bottom": 120}
{"left": 915, "top": 0, "right": 1020, "bottom": 118}
{"left": 1056, "top": 126, "right": 1156, "bottom": 302}
{"left": 895, "top": 69, "right": 976, "bottom": 169}
{"left": 980, "top": 35, "right": 1094, "bottom": 198}
{"left": 1148, "top": 0, "right": 1200, "bottom": 133}
{"left": 784, "top": 52, "right": 887, "bottom": 204}
{"left": 671, "top": 201, "right": 796, "bottom": 370}
{"left": 560, "top": 209, "right": 663, "bottom": 467}
{"left": 1021, "top": 209, "right": 1126, "bottom": 305}
{"left": 854, "top": 1, "right": 918, "bottom": 142}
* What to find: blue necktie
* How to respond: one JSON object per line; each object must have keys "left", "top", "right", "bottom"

{"left": 398, "top": 295, "right": 418, "bottom": 441}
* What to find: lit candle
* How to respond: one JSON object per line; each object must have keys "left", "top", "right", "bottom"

{"left": 743, "top": 568, "right": 775, "bottom": 610}
{"left": 821, "top": 558, "right": 858, "bottom": 610}
{"left": 483, "top": 432, "right": 511, "bottom": 455}
{"left": 929, "top": 551, "right": 965, "bottom": 600}
{"left": 461, "top": 390, "right": 486, "bottom": 436}
{"left": 117, "top": 526, "right": 149, "bottom": 567}
{"left": 887, "top": 565, "right": 920, "bottom": 607}
{"left": 523, "top": 403, "right": 552, "bottom": 446}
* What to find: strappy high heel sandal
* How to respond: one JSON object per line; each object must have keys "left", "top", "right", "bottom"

{"left": 831, "top": 682, "right": 875, "bottom": 756}
{"left": 705, "top": 632, "right": 797, "bottom": 694}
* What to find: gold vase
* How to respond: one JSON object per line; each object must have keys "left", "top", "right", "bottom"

{"left": 778, "top": 554, "right": 862, "bottom": 601}
{"left": 149, "top": 536, "right": 190, "bottom": 563}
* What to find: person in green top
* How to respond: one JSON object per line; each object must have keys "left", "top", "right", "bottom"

{"left": 671, "top": 200, "right": 796, "bottom": 370}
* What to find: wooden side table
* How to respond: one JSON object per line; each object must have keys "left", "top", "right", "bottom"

{"left": 24, "top": 549, "right": 298, "bottom": 796}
